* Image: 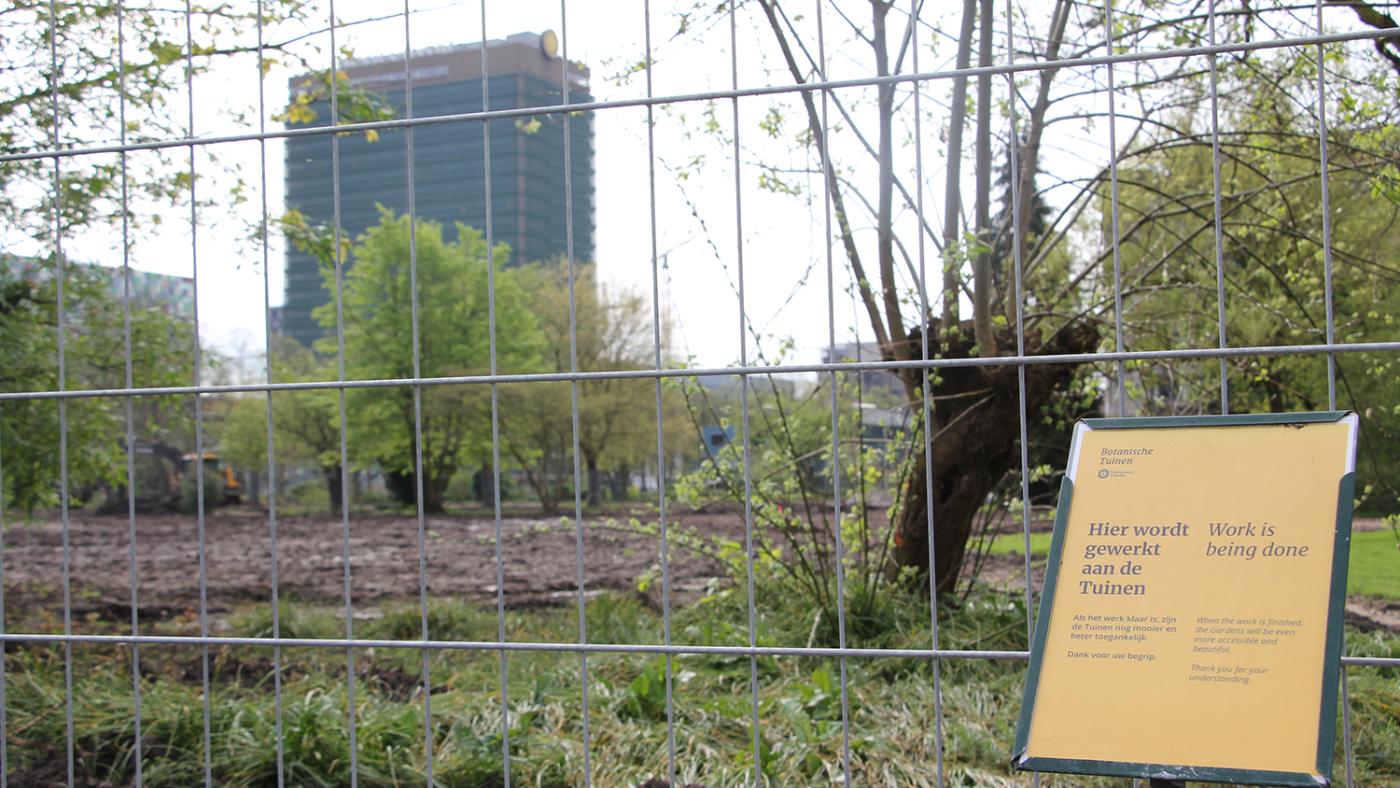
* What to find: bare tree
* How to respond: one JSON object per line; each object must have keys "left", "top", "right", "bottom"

{"left": 745, "top": 0, "right": 1097, "bottom": 595}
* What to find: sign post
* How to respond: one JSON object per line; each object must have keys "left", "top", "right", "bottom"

{"left": 1013, "top": 412, "right": 1358, "bottom": 786}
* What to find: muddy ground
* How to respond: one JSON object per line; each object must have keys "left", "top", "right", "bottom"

{"left": 1, "top": 506, "right": 1393, "bottom": 632}
{"left": 0, "top": 506, "right": 748, "bottom": 629}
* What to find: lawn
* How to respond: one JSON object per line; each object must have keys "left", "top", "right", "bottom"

{"left": 985, "top": 527, "right": 1400, "bottom": 599}
{"left": 1347, "top": 529, "right": 1400, "bottom": 599}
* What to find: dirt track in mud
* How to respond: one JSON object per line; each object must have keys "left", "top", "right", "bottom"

{"left": 0, "top": 507, "right": 744, "bottom": 626}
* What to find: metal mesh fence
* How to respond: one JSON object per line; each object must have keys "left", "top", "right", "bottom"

{"left": 1, "top": 0, "right": 1399, "bottom": 785}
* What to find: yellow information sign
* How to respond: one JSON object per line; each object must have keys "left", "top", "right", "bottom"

{"left": 1013, "top": 412, "right": 1358, "bottom": 786}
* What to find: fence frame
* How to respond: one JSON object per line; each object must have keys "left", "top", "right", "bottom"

{"left": 2, "top": 1, "right": 1399, "bottom": 785}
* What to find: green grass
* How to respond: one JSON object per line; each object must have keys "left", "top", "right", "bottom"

{"left": 1347, "top": 529, "right": 1400, "bottom": 599}
{"left": 2, "top": 581, "right": 1397, "bottom": 786}
{"left": 986, "top": 527, "right": 1400, "bottom": 600}
{"left": 984, "top": 531, "right": 1054, "bottom": 557}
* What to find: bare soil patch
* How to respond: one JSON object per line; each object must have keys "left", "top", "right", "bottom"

{"left": 4, "top": 506, "right": 1390, "bottom": 632}
{"left": 1, "top": 506, "right": 749, "bottom": 629}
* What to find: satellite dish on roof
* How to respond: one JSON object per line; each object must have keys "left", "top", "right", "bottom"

{"left": 541, "top": 29, "right": 559, "bottom": 57}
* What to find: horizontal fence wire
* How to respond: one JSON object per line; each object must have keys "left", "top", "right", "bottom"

{"left": 0, "top": 341, "right": 1398, "bottom": 402}
{"left": 0, "top": 633, "right": 1391, "bottom": 666}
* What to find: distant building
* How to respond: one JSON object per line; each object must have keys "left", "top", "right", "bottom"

{"left": 280, "top": 31, "right": 596, "bottom": 346}
{"left": 821, "top": 341, "right": 906, "bottom": 399}
{"left": 99, "top": 267, "right": 195, "bottom": 319}
{"left": 701, "top": 424, "right": 735, "bottom": 459}
{"left": 1, "top": 255, "right": 194, "bottom": 319}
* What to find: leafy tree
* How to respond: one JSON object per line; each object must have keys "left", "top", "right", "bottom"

{"left": 0, "top": 2, "right": 385, "bottom": 514}
{"left": 211, "top": 334, "right": 364, "bottom": 511}
{"left": 0, "top": 2, "right": 324, "bottom": 241}
{"left": 314, "top": 209, "right": 541, "bottom": 514}
{"left": 500, "top": 380, "right": 573, "bottom": 514}
{"left": 1106, "top": 59, "right": 1400, "bottom": 508}
{"left": 511, "top": 260, "right": 660, "bottom": 509}
{"left": 1, "top": 260, "right": 193, "bottom": 511}
{"left": 210, "top": 396, "right": 267, "bottom": 505}
{"left": 2, "top": 2, "right": 400, "bottom": 243}
{"left": 271, "top": 338, "right": 345, "bottom": 513}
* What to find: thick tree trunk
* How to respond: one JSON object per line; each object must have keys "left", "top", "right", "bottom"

{"left": 424, "top": 470, "right": 447, "bottom": 515}
{"left": 971, "top": 0, "right": 996, "bottom": 357}
{"left": 891, "top": 318, "right": 1099, "bottom": 597}
{"left": 586, "top": 455, "right": 602, "bottom": 508}
{"left": 385, "top": 470, "right": 417, "bottom": 507}
{"left": 323, "top": 465, "right": 343, "bottom": 515}
{"left": 539, "top": 490, "right": 561, "bottom": 516}
{"left": 609, "top": 463, "right": 630, "bottom": 501}
{"left": 941, "top": 0, "right": 978, "bottom": 325}
{"left": 474, "top": 464, "right": 495, "bottom": 506}
{"left": 385, "top": 466, "right": 449, "bottom": 514}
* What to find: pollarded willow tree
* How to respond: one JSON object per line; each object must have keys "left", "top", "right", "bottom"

{"left": 652, "top": 0, "right": 1399, "bottom": 596}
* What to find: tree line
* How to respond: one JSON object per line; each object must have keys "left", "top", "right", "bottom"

{"left": 214, "top": 208, "right": 691, "bottom": 516}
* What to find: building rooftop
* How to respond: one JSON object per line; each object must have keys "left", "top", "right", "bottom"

{"left": 290, "top": 30, "right": 589, "bottom": 95}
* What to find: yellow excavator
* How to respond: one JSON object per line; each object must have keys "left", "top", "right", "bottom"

{"left": 182, "top": 451, "right": 242, "bottom": 505}
{"left": 99, "top": 440, "right": 242, "bottom": 513}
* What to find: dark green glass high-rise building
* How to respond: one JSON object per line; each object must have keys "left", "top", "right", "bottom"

{"left": 281, "top": 31, "right": 594, "bottom": 346}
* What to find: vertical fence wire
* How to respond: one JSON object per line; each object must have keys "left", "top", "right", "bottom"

{"left": 1003, "top": 10, "right": 1040, "bottom": 788}
{"left": 1315, "top": 0, "right": 1338, "bottom": 412}
{"left": 1315, "top": 3, "right": 1351, "bottom": 780}
{"left": 813, "top": 3, "right": 855, "bottom": 783}
{"left": 254, "top": 5, "right": 287, "bottom": 785}
{"left": 1004, "top": 0, "right": 1038, "bottom": 650}
{"left": 0, "top": 367, "right": 5, "bottom": 788}
{"left": 325, "top": 4, "right": 360, "bottom": 782}
{"left": 727, "top": 5, "right": 765, "bottom": 784}
{"left": 1105, "top": 0, "right": 1126, "bottom": 418}
{"left": 557, "top": 6, "right": 595, "bottom": 784}
{"left": 908, "top": 2, "right": 947, "bottom": 784}
{"left": 1207, "top": 0, "right": 1230, "bottom": 414}
{"left": 115, "top": 4, "right": 144, "bottom": 785}
{"left": 399, "top": 5, "right": 437, "bottom": 781}
{"left": 179, "top": 5, "right": 216, "bottom": 782}
{"left": 481, "top": 4, "right": 520, "bottom": 783}
{"left": 46, "top": 3, "right": 76, "bottom": 785}
{"left": 641, "top": 2, "right": 680, "bottom": 784}
{"left": 478, "top": 6, "right": 515, "bottom": 783}
{"left": 0, "top": 411, "right": 4, "bottom": 788}
{"left": 1341, "top": 663, "right": 1355, "bottom": 787}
